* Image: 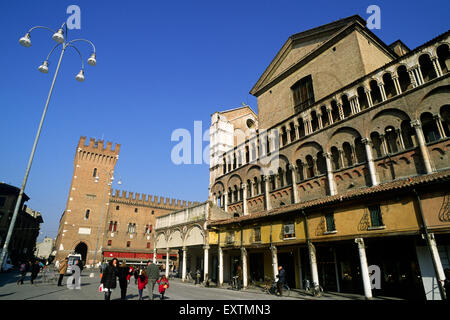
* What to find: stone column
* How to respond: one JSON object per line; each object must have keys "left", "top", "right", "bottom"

{"left": 378, "top": 83, "right": 387, "bottom": 101}
{"left": 324, "top": 152, "right": 337, "bottom": 195}
{"left": 286, "top": 128, "right": 292, "bottom": 144}
{"left": 165, "top": 247, "right": 170, "bottom": 278}
{"left": 308, "top": 242, "right": 319, "bottom": 287}
{"left": 223, "top": 192, "right": 228, "bottom": 212}
{"left": 271, "top": 245, "right": 278, "bottom": 279}
{"left": 349, "top": 98, "right": 356, "bottom": 115}
{"left": 327, "top": 107, "right": 334, "bottom": 125}
{"left": 290, "top": 164, "right": 300, "bottom": 203}
{"left": 203, "top": 245, "right": 209, "bottom": 284}
{"left": 432, "top": 57, "right": 443, "bottom": 77}
{"left": 317, "top": 113, "right": 323, "bottom": 129}
{"left": 153, "top": 248, "right": 157, "bottom": 264}
{"left": 218, "top": 246, "right": 224, "bottom": 286}
{"left": 182, "top": 247, "right": 187, "bottom": 282}
{"left": 427, "top": 233, "right": 446, "bottom": 299}
{"left": 411, "top": 120, "right": 433, "bottom": 174}
{"left": 242, "top": 183, "right": 248, "bottom": 215}
{"left": 415, "top": 67, "right": 425, "bottom": 85}
{"left": 362, "top": 138, "right": 378, "bottom": 186}
{"left": 408, "top": 68, "right": 418, "bottom": 88}
{"left": 353, "top": 96, "right": 361, "bottom": 113}
{"left": 303, "top": 119, "right": 310, "bottom": 135}
{"left": 337, "top": 103, "right": 344, "bottom": 120}
{"left": 241, "top": 247, "right": 248, "bottom": 289}
{"left": 355, "top": 238, "right": 373, "bottom": 299}
{"left": 379, "top": 134, "right": 388, "bottom": 155}
{"left": 397, "top": 128, "right": 405, "bottom": 150}
{"left": 434, "top": 114, "right": 446, "bottom": 139}
{"left": 264, "top": 175, "right": 272, "bottom": 211}
{"left": 365, "top": 89, "right": 373, "bottom": 107}
{"left": 392, "top": 75, "right": 402, "bottom": 95}
{"left": 294, "top": 124, "right": 300, "bottom": 140}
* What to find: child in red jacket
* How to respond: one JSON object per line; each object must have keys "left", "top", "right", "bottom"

{"left": 157, "top": 275, "right": 169, "bottom": 300}
{"left": 137, "top": 270, "right": 148, "bottom": 300}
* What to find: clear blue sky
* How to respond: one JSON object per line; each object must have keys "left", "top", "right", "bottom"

{"left": 0, "top": 0, "right": 448, "bottom": 241}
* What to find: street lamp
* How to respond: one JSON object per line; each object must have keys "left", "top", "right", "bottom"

{"left": 0, "top": 22, "right": 97, "bottom": 269}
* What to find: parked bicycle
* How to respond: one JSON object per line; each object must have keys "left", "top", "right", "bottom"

{"left": 263, "top": 278, "right": 291, "bottom": 297}
{"left": 304, "top": 279, "right": 323, "bottom": 297}
{"left": 230, "top": 275, "right": 242, "bottom": 290}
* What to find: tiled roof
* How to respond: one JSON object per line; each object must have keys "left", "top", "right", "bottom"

{"left": 208, "top": 169, "right": 450, "bottom": 227}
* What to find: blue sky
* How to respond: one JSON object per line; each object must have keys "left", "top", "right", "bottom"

{"left": 0, "top": 0, "right": 448, "bottom": 241}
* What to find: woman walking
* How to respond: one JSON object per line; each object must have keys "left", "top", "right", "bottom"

{"left": 137, "top": 269, "right": 148, "bottom": 300}
{"left": 30, "top": 260, "right": 40, "bottom": 285}
{"left": 100, "top": 258, "right": 119, "bottom": 300}
{"left": 117, "top": 261, "right": 132, "bottom": 300}
{"left": 157, "top": 275, "right": 170, "bottom": 300}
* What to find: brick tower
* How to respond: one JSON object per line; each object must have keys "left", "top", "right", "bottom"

{"left": 54, "top": 137, "right": 120, "bottom": 264}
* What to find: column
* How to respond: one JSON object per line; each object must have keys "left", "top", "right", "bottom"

{"left": 294, "top": 124, "right": 300, "bottom": 140}
{"left": 153, "top": 248, "right": 157, "bottom": 264}
{"left": 297, "top": 247, "right": 304, "bottom": 289}
{"left": 203, "top": 245, "right": 209, "bottom": 284}
{"left": 353, "top": 96, "right": 361, "bottom": 113}
{"left": 411, "top": 120, "right": 433, "bottom": 174}
{"left": 434, "top": 114, "right": 446, "bottom": 139}
{"left": 349, "top": 98, "right": 356, "bottom": 115}
{"left": 286, "top": 127, "right": 292, "bottom": 144}
{"left": 324, "top": 152, "right": 337, "bottom": 195}
{"left": 327, "top": 107, "right": 334, "bottom": 125}
{"left": 427, "top": 233, "right": 446, "bottom": 299}
{"left": 303, "top": 119, "right": 310, "bottom": 135}
{"left": 432, "top": 57, "right": 443, "bottom": 77}
{"left": 242, "top": 183, "right": 248, "bottom": 215}
{"left": 218, "top": 246, "right": 224, "bottom": 286}
{"left": 378, "top": 83, "right": 387, "bottom": 101}
{"left": 271, "top": 245, "right": 278, "bottom": 279}
{"left": 415, "top": 67, "right": 424, "bottom": 85}
{"left": 182, "top": 247, "right": 187, "bottom": 282}
{"left": 379, "top": 134, "right": 388, "bottom": 155}
{"left": 408, "top": 68, "right": 418, "bottom": 88}
{"left": 392, "top": 75, "right": 402, "bottom": 95}
{"left": 317, "top": 113, "right": 323, "bottom": 129}
{"left": 362, "top": 138, "right": 378, "bottom": 186}
{"left": 308, "top": 242, "right": 319, "bottom": 287}
{"left": 290, "top": 164, "right": 300, "bottom": 203}
{"left": 338, "top": 103, "right": 344, "bottom": 120}
{"left": 397, "top": 128, "right": 405, "bottom": 150}
{"left": 355, "top": 238, "right": 373, "bottom": 299}
{"left": 165, "top": 247, "right": 170, "bottom": 278}
{"left": 264, "top": 175, "right": 272, "bottom": 211}
{"left": 365, "top": 89, "right": 373, "bottom": 107}
{"left": 241, "top": 247, "right": 248, "bottom": 289}
{"left": 223, "top": 192, "right": 228, "bottom": 212}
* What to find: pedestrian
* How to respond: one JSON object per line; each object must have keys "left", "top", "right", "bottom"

{"left": 236, "top": 265, "right": 243, "bottom": 289}
{"left": 117, "top": 261, "right": 132, "bottom": 300}
{"left": 100, "top": 258, "right": 119, "bottom": 300}
{"left": 276, "top": 265, "right": 286, "bottom": 296}
{"left": 17, "top": 261, "right": 27, "bottom": 285}
{"left": 30, "top": 260, "right": 40, "bottom": 285}
{"left": 58, "top": 258, "right": 68, "bottom": 286}
{"left": 146, "top": 260, "right": 161, "bottom": 300}
{"left": 134, "top": 268, "right": 139, "bottom": 285}
{"left": 138, "top": 269, "right": 148, "bottom": 300}
{"left": 127, "top": 265, "right": 134, "bottom": 284}
{"left": 157, "top": 275, "right": 169, "bottom": 300}
{"left": 444, "top": 268, "right": 450, "bottom": 302}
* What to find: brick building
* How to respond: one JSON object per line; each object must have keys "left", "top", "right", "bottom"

{"left": 207, "top": 15, "right": 450, "bottom": 300}
{"left": 54, "top": 137, "right": 198, "bottom": 266}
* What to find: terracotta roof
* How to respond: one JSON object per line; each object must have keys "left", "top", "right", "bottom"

{"left": 208, "top": 169, "right": 450, "bottom": 227}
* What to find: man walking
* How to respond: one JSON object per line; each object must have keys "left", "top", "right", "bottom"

{"left": 276, "top": 265, "right": 286, "bottom": 296}
{"left": 57, "top": 258, "right": 68, "bottom": 286}
{"left": 146, "top": 260, "right": 160, "bottom": 300}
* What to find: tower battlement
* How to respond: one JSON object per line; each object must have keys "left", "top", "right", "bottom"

{"left": 77, "top": 136, "right": 121, "bottom": 156}
{"left": 110, "top": 189, "right": 199, "bottom": 209}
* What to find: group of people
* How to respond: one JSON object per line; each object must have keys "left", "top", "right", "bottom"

{"left": 100, "top": 258, "right": 169, "bottom": 300}
{"left": 16, "top": 260, "right": 46, "bottom": 285}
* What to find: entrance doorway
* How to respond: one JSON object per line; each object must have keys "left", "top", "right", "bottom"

{"left": 278, "top": 251, "right": 296, "bottom": 288}
{"left": 74, "top": 242, "right": 88, "bottom": 262}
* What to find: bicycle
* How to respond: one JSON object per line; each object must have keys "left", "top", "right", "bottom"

{"left": 264, "top": 278, "right": 291, "bottom": 297}
{"left": 304, "top": 280, "right": 323, "bottom": 297}
{"left": 230, "top": 275, "right": 241, "bottom": 290}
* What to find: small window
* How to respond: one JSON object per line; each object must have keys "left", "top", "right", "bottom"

{"left": 147, "top": 242, "right": 151, "bottom": 249}
{"left": 93, "top": 168, "right": 97, "bottom": 178}
{"left": 369, "top": 205, "right": 384, "bottom": 227}
{"left": 151, "top": 210, "right": 155, "bottom": 215}
{"left": 107, "top": 240, "right": 112, "bottom": 246}
{"left": 254, "top": 228, "right": 261, "bottom": 242}
{"left": 85, "top": 209, "right": 90, "bottom": 220}
{"left": 108, "top": 221, "right": 113, "bottom": 232}
{"left": 291, "top": 75, "right": 315, "bottom": 113}
{"left": 283, "top": 222, "right": 295, "bottom": 239}
{"left": 134, "top": 208, "right": 138, "bottom": 213}
{"left": 126, "top": 241, "right": 130, "bottom": 248}
{"left": 116, "top": 206, "right": 120, "bottom": 210}
{"left": 325, "top": 213, "right": 336, "bottom": 232}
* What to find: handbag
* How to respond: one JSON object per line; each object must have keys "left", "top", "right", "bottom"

{"left": 99, "top": 284, "right": 103, "bottom": 292}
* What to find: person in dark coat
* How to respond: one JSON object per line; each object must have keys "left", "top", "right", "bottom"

{"left": 276, "top": 265, "right": 286, "bottom": 296}
{"left": 117, "top": 261, "right": 132, "bottom": 300}
{"left": 101, "top": 258, "right": 119, "bottom": 300}
{"left": 146, "top": 260, "right": 161, "bottom": 300}
{"left": 30, "top": 261, "right": 40, "bottom": 284}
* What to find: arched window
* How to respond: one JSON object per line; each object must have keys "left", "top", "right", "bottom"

{"left": 254, "top": 177, "right": 259, "bottom": 195}
{"left": 370, "top": 132, "right": 383, "bottom": 158}
{"left": 401, "top": 120, "right": 415, "bottom": 149}
{"left": 437, "top": 44, "right": 450, "bottom": 74}
{"left": 285, "top": 163, "right": 293, "bottom": 185}
{"left": 278, "top": 167, "right": 285, "bottom": 188}
{"left": 93, "top": 168, "right": 97, "bottom": 178}
{"left": 420, "top": 113, "right": 440, "bottom": 142}
{"left": 223, "top": 156, "right": 227, "bottom": 174}
{"left": 247, "top": 179, "right": 252, "bottom": 197}
{"left": 311, "top": 111, "right": 319, "bottom": 132}
{"left": 382, "top": 73, "right": 397, "bottom": 98}
{"left": 320, "top": 105, "right": 329, "bottom": 127}
{"left": 357, "top": 86, "right": 369, "bottom": 110}
{"left": 419, "top": 54, "right": 437, "bottom": 82}
{"left": 342, "top": 142, "right": 354, "bottom": 167}
{"left": 296, "top": 159, "right": 305, "bottom": 181}
{"left": 331, "top": 147, "right": 341, "bottom": 171}
{"left": 245, "top": 146, "right": 250, "bottom": 163}
{"left": 289, "top": 122, "right": 296, "bottom": 141}
{"left": 440, "top": 105, "right": 450, "bottom": 137}
{"left": 298, "top": 118, "right": 306, "bottom": 138}
{"left": 354, "top": 138, "right": 367, "bottom": 164}
{"left": 331, "top": 100, "right": 340, "bottom": 122}
{"left": 281, "top": 126, "right": 288, "bottom": 146}
{"left": 385, "top": 126, "right": 399, "bottom": 153}
{"left": 369, "top": 80, "right": 382, "bottom": 105}
{"left": 341, "top": 95, "right": 351, "bottom": 118}
{"left": 316, "top": 152, "right": 327, "bottom": 175}
{"left": 306, "top": 155, "right": 315, "bottom": 179}
{"left": 397, "top": 65, "right": 412, "bottom": 92}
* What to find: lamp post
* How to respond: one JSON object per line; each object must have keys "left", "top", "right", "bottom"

{"left": 0, "top": 22, "right": 97, "bottom": 269}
